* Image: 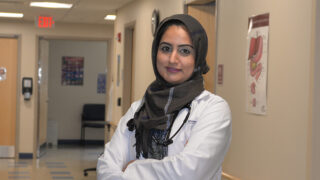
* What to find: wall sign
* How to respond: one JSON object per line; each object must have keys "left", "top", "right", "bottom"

{"left": 36, "top": 16, "right": 55, "bottom": 28}
{"left": 217, "top": 64, "right": 223, "bottom": 85}
{"left": 117, "top": 55, "right": 120, "bottom": 87}
{"left": 97, "top": 73, "right": 106, "bottom": 94}
{"left": 117, "top": 32, "right": 121, "bottom": 43}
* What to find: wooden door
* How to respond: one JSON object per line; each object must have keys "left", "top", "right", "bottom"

{"left": 122, "top": 26, "right": 135, "bottom": 115}
{"left": 0, "top": 37, "right": 18, "bottom": 158}
{"left": 188, "top": 2, "right": 216, "bottom": 93}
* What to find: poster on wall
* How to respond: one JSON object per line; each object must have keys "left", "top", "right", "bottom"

{"left": 61, "top": 56, "right": 84, "bottom": 86}
{"left": 246, "top": 13, "right": 269, "bottom": 115}
{"left": 117, "top": 55, "right": 120, "bottom": 87}
{"left": 97, "top": 73, "right": 106, "bottom": 94}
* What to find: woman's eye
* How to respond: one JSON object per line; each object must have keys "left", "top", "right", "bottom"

{"left": 178, "top": 48, "right": 192, "bottom": 56}
{"left": 159, "top": 45, "right": 172, "bottom": 53}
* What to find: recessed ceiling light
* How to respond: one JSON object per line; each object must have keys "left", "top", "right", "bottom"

{"left": 0, "top": 12, "right": 23, "bottom": 18}
{"left": 104, "top": 15, "right": 116, "bottom": 21}
{"left": 30, "top": 2, "right": 73, "bottom": 8}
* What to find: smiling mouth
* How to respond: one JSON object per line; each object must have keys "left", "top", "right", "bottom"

{"left": 166, "top": 67, "right": 181, "bottom": 73}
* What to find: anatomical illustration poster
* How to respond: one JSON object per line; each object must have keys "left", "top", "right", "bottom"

{"left": 246, "top": 13, "right": 269, "bottom": 115}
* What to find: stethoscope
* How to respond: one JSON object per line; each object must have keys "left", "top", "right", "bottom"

{"left": 152, "top": 103, "right": 191, "bottom": 146}
{"left": 127, "top": 102, "right": 192, "bottom": 146}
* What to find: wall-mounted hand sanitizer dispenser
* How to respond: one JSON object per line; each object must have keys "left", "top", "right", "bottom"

{"left": 22, "top": 77, "right": 33, "bottom": 101}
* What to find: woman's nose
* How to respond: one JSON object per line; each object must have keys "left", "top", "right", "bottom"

{"left": 169, "top": 49, "right": 178, "bottom": 64}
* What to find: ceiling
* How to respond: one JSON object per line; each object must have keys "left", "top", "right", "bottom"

{"left": 0, "top": 0, "right": 135, "bottom": 25}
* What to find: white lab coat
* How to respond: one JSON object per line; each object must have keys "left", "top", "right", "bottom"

{"left": 97, "top": 90, "right": 232, "bottom": 180}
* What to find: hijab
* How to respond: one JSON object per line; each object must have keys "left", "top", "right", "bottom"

{"left": 127, "top": 14, "right": 209, "bottom": 159}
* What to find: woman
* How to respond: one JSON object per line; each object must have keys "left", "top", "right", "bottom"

{"left": 97, "top": 14, "right": 231, "bottom": 180}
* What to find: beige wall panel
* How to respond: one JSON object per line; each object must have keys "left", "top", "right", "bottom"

{"left": 48, "top": 40, "right": 107, "bottom": 140}
{"left": 312, "top": 0, "right": 320, "bottom": 179}
{"left": 216, "top": 0, "right": 313, "bottom": 179}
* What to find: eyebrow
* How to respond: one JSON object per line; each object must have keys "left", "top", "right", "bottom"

{"left": 159, "top": 42, "right": 194, "bottom": 49}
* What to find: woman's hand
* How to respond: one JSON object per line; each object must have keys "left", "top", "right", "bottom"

{"left": 122, "top": 160, "right": 136, "bottom": 172}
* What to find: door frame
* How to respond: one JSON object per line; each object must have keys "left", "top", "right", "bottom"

{"left": 36, "top": 37, "right": 49, "bottom": 158}
{"left": 122, "top": 21, "right": 136, "bottom": 115}
{"left": 35, "top": 35, "right": 112, "bottom": 156}
{"left": 0, "top": 34, "right": 22, "bottom": 158}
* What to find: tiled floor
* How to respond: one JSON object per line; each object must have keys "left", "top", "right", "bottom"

{"left": 0, "top": 145, "right": 103, "bottom": 180}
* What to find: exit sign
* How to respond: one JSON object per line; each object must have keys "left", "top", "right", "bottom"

{"left": 36, "top": 16, "right": 55, "bottom": 28}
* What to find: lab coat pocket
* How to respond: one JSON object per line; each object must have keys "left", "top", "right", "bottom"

{"left": 179, "top": 120, "right": 197, "bottom": 146}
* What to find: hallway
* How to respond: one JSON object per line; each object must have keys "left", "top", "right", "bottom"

{"left": 0, "top": 145, "right": 103, "bottom": 180}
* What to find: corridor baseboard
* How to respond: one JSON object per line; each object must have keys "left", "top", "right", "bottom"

{"left": 58, "top": 139, "right": 104, "bottom": 146}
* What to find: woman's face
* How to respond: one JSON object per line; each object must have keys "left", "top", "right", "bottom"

{"left": 156, "top": 25, "right": 195, "bottom": 85}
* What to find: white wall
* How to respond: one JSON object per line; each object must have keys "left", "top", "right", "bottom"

{"left": 48, "top": 40, "right": 107, "bottom": 141}
{"left": 0, "top": 20, "right": 113, "bottom": 155}
{"left": 216, "top": 0, "right": 313, "bottom": 179}
{"left": 111, "top": 0, "right": 184, "bottom": 125}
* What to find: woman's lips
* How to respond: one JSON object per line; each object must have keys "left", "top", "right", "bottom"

{"left": 166, "top": 67, "right": 181, "bottom": 73}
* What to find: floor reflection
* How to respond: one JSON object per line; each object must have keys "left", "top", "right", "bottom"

{"left": 0, "top": 144, "right": 103, "bottom": 180}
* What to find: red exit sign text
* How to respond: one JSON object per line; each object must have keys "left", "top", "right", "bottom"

{"left": 37, "top": 16, "right": 55, "bottom": 28}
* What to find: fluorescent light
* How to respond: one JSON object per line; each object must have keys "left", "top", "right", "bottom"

{"left": 104, "top": 15, "right": 116, "bottom": 20}
{"left": 30, "top": 2, "right": 73, "bottom": 8}
{"left": 0, "top": 12, "right": 23, "bottom": 18}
